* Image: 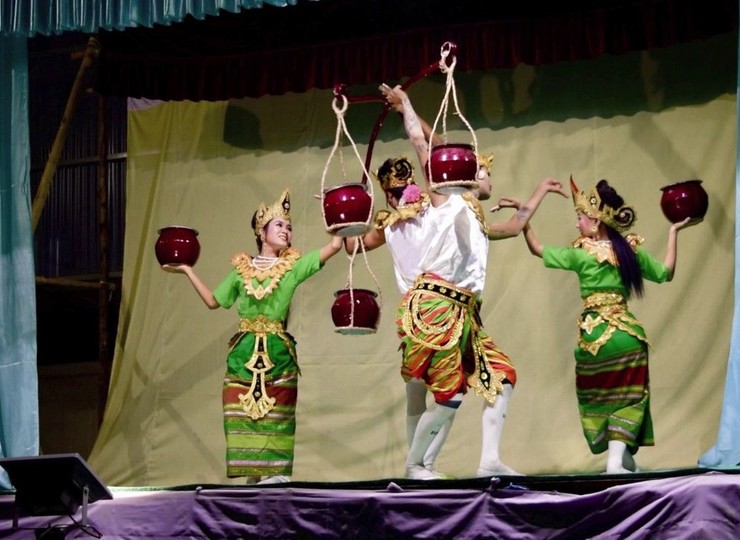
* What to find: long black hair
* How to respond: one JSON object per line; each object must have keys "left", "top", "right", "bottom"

{"left": 251, "top": 211, "right": 263, "bottom": 252}
{"left": 597, "top": 179, "right": 644, "bottom": 298}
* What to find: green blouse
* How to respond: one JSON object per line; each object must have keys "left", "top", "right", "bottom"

{"left": 543, "top": 242, "right": 670, "bottom": 299}
{"left": 213, "top": 249, "right": 323, "bottom": 322}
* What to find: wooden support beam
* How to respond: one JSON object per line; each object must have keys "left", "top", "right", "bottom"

{"left": 35, "top": 276, "right": 116, "bottom": 290}
{"left": 97, "top": 93, "right": 112, "bottom": 425}
{"left": 31, "top": 35, "right": 100, "bottom": 231}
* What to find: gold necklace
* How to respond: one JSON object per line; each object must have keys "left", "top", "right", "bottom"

{"left": 231, "top": 248, "right": 301, "bottom": 300}
{"left": 252, "top": 255, "right": 279, "bottom": 271}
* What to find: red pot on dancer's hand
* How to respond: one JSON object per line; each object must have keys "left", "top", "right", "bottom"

{"left": 659, "top": 180, "right": 708, "bottom": 223}
{"left": 155, "top": 226, "right": 200, "bottom": 266}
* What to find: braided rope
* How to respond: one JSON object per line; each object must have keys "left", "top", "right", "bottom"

{"left": 319, "top": 96, "right": 382, "bottom": 334}
{"left": 320, "top": 95, "right": 376, "bottom": 234}
{"left": 358, "top": 236, "right": 383, "bottom": 314}
{"left": 337, "top": 235, "right": 383, "bottom": 333}
{"left": 426, "top": 43, "right": 479, "bottom": 189}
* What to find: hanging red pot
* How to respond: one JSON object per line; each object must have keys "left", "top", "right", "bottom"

{"left": 428, "top": 143, "right": 479, "bottom": 193}
{"left": 331, "top": 288, "right": 380, "bottom": 335}
{"left": 660, "top": 180, "right": 708, "bottom": 223}
{"left": 155, "top": 226, "right": 201, "bottom": 266}
{"left": 323, "top": 183, "right": 373, "bottom": 237}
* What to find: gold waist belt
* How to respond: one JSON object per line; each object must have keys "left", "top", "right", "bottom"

{"left": 578, "top": 291, "right": 648, "bottom": 356}
{"left": 238, "top": 315, "right": 285, "bottom": 334}
{"left": 582, "top": 291, "right": 626, "bottom": 311}
{"left": 232, "top": 315, "right": 289, "bottom": 421}
{"left": 413, "top": 274, "right": 478, "bottom": 309}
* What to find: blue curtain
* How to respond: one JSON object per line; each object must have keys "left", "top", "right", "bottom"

{"left": 0, "top": 0, "right": 301, "bottom": 490}
{"left": 0, "top": 0, "right": 298, "bottom": 35}
{"left": 0, "top": 34, "right": 37, "bottom": 489}
{"left": 699, "top": 29, "right": 740, "bottom": 469}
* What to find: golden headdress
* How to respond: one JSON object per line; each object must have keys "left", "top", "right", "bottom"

{"left": 477, "top": 153, "right": 494, "bottom": 174}
{"left": 373, "top": 156, "right": 415, "bottom": 192}
{"left": 570, "top": 176, "right": 636, "bottom": 233}
{"left": 253, "top": 188, "right": 291, "bottom": 238}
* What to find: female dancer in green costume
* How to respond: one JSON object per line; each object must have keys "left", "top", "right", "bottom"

{"left": 164, "top": 189, "right": 343, "bottom": 484}
{"left": 521, "top": 178, "right": 697, "bottom": 473}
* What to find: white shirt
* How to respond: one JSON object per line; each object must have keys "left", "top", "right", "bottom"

{"left": 417, "top": 194, "right": 488, "bottom": 294}
{"left": 385, "top": 213, "right": 426, "bottom": 294}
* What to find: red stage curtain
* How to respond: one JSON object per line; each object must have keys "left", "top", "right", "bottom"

{"left": 95, "top": 0, "right": 738, "bottom": 101}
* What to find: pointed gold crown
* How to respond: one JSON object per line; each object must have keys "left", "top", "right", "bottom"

{"left": 253, "top": 188, "right": 291, "bottom": 237}
{"left": 477, "top": 153, "right": 494, "bottom": 173}
{"left": 373, "top": 156, "right": 415, "bottom": 192}
{"left": 570, "top": 176, "right": 636, "bottom": 233}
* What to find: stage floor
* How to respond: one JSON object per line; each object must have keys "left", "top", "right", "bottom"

{"left": 1, "top": 468, "right": 739, "bottom": 539}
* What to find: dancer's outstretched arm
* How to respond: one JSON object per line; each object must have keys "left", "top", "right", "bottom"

{"left": 344, "top": 228, "right": 386, "bottom": 254}
{"left": 521, "top": 223, "right": 544, "bottom": 258}
{"left": 320, "top": 234, "right": 344, "bottom": 264}
{"left": 487, "top": 178, "right": 567, "bottom": 240}
{"left": 663, "top": 217, "right": 700, "bottom": 280}
{"left": 162, "top": 265, "right": 219, "bottom": 308}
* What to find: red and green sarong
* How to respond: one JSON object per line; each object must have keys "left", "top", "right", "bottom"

{"left": 575, "top": 299, "right": 654, "bottom": 455}
{"left": 397, "top": 274, "right": 516, "bottom": 405}
{"left": 223, "top": 322, "right": 299, "bottom": 478}
{"left": 542, "top": 242, "right": 671, "bottom": 457}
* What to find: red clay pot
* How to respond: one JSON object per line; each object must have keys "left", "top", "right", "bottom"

{"left": 428, "top": 143, "right": 478, "bottom": 193}
{"left": 155, "top": 226, "right": 201, "bottom": 266}
{"left": 331, "top": 288, "right": 380, "bottom": 335}
{"left": 660, "top": 180, "right": 708, "bottom": 223}
{"left": 323, "top": 183, "right": 373, "bottom": 237}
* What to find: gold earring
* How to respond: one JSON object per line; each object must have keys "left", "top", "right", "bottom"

{"left": 590, "top": 225, "right": 598, "bottom": 234}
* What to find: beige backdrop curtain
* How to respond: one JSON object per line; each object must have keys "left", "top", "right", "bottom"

{"left": 89, "top": 35, "right": 736, "bottom": 486}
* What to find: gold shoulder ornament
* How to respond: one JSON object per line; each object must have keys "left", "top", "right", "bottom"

{"left": 573, "top": 232, "right": 645, "bottom": 266}
{"left": 462, "top": 191, "right": 487, "bottom": 234}
{"left": 231, "top": 247, "right": 301, "bottom": 300}
{"left": 573, "top": 237, "right": 617, "bottom": 265}
{"left": 373, "top": 193, "right": 430, "bottom": 229}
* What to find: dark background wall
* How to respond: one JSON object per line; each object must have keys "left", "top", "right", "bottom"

{"left": 29, "top": 32, "right": 127, "bottom": 457}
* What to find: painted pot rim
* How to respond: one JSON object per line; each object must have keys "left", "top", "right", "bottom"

{"left": 431, "top": 142, "right": 474, "bottom": 150}
{"left": 660, "top": 179, "right": 704, "bottom": 192}
{"left": 157, "top": 225, "right": 200, "bottom": 235}
{"left": 323, "top": 182, "right": 369, "bottom": 195}
{"left": 333, "top": 288, "right": 378, "bottom": 298}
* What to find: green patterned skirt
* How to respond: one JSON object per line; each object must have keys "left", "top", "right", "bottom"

{"left": 575, "top": 312, "right": 653, "bottom": 455}
{"left": 223, "top": 331, "right": 299, "bottom": 478}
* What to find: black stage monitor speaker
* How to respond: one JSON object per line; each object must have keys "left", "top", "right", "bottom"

{"left": 0, "top": 453, "right": 113, "bottom": 517}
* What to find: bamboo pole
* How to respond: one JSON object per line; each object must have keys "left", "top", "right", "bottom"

{"left": 35, "top": 276, "right": 115, "bottom": 290}
{"left": 97, "top": 93, "right": 111, "bottom": 425}
{"left": 31, "top": 36, "right": 101, "bottom": 231}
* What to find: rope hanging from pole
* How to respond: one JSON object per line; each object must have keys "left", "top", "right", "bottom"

{"left": 426, "top": 42, "right": 479, "bottom": 192}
